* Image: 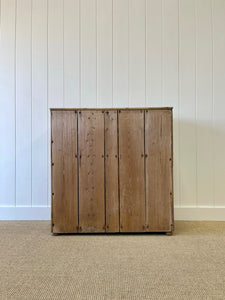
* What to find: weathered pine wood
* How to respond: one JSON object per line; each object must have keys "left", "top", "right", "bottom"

{"left": 51, "top": 111, "right": 78, "bottom": 233}
{"left": 145, "top": 110, "right": 173, "bottom": 232}
{"left": 119, "top": 110, "right": 146, "bottom": 232}
{"left": 105, "top": 110, "right": 119, "bottom": 232}
{"left": 78, "top": 110, "right": 105, "bottom": 233}
{"left": 51, "top": 108, "right": 173, "bottom": 234}
{"left": 50, "top": 107, "right": 173, "bottom": 111}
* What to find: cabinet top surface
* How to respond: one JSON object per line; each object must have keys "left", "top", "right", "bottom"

{"left": 50, "top": 107, "right": 173, "bottom": 111}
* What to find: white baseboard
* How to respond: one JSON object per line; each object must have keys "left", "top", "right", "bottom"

{"left": 0, "top": 206, "right": 225, "bottom": 221}
{"left": 174, "top": 206, "right": 225, "bottom": 221}
{"left": 0, "top": 207, "right": 51, "bottom": 220}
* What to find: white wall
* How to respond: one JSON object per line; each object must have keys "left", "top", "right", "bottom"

{"left": 1, "top": 0, "right": 225, "bottom": 220}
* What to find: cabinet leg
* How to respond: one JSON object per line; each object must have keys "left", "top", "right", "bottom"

{"left": 166, "top": 231, "right": 173, "bottom": 236}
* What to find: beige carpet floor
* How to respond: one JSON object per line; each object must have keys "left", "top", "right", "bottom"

{"left": 0, "top": 221, "right": 225, "bottom": 300}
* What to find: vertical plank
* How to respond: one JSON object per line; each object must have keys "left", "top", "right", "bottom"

{"left": 16, "top": 0, "right": 32, "bottom": 206}
{"left": 146, "top": 0, "right": 163, "bottom": 106}
{"left": 145, "top": 110, "right": 173, "bottom": 232}
{"left": 48, "top": 0, "right": 63, "bottom": 108}
{"left": 64, "top": 0, "right": 80, "bottom": 108}
{"left": 97, "top": 0, "right": 112, "bottom": 107}
{"left": 129, "top": 0, "right": 145, "bottom": 107}
{"left": 119, "top": 110, "right": 145, "bottom": 232}
{"left": 113, "top": 0, "right": 129, "bottom": 107}
{"left": 32, "top": 0, "right": 48, "bottom": 206}
{"left": 179, "top": 0, "right": 197, "bottom": 206}
{"left": 78, "top": 110, "right": 105, "bottom": 232}
{"left": 213, "top": 0, "right": 225, "bottom": 206}
{"left": 51, "top": 111, "right": 78, "bottom": 233}
{"left": 0, "top": 0, "right": 16, "bottom": 206}
{"left": 105, "top": 110, "right": 119, "bottom": 232}
{"left": 80, "top": 0, "right": 97, "bottom": 107}
{"left": 196, "top": 0, "right": 213, "bottom": 206}
{"left": 163, "top": 0, "right": 179, "bottom": 206}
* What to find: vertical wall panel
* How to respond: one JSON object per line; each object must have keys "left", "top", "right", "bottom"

{"left": 113, "top": 0, "right": 129, "bottom": 107}
{"left": 48, "top": 0, "right": 63, "bottom": 108}
{"left": 64, "top": 0, "right": 80, "bottom": 108}
{"left": 0, "top": 0, "right": 16, "bottom": 206}
{"left": 146, "top": 0, "right": 163, "bottom": 106}
{"left": 32, "top": 0, "right": 48, "bottom": 206}
{"left": 80, "top": 0, "right": 97, "bottom": 107}
{"left": 97, "top": 0, "right": 112, "bottom": 107}
{"left": 179, "top": 0, "right": 197, "bottom": 206}
{"left": 213, "top": 0, "right": 225, "bottom": 206}
{"left": 163, "top": 0, "right": 179, "bottom": 206}
{"left": 48, "top": 0, "right": 64, "bottom": 207}
{"left": 129, "top": 0, "right": 145, "bottom": 107}
{"left": 162, "top": 0, "right": 179, "bottom": 107}
{"left": 196, "top": 0, "right": 213, "bottom": 206}
{"left": 16, "top": 0, "right": 32, "bottom": 206}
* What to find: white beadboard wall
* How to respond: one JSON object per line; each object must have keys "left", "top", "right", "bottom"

{"left": 1, "top": 0, "right": 225, "bottom": 220}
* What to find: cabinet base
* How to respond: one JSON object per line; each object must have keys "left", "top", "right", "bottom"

{"left": 166, "top": 231, "right": 173, "bottom": 236}
{"left": 51, "top": 231, "right": 174, "bottom": 235}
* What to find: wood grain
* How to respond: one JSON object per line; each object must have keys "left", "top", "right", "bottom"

{"left": 105, "top": 111, "right": 119, "bottom": 232}
{"left": 78, "top": 110, "right": 105, "bottom": 232}
{"left": 51, "top": 108, "right": 173, "bottom": 234}
{"left": 51, "top": 111, "right": 78, "bottom": 233}
{"left": 119, "top": 110, "right": 145, "bottom": 232}
{"left": 145, "top": 110, "right": 173, "bottom": 232}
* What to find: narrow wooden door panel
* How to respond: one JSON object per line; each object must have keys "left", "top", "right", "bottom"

{"left": 105, "top": 111, "right": 119, "bottom": 232}
{"left": 145, "top": 110, "right": 173, "bottom": 232}
{"left": 51, "top": 111, "right": 78, "bottom": 233}
{"left": 78, "top": 111, "right": 105, "bottom": 232}
{"left": 119, "top": 110, "right": 145, "bottom": 232}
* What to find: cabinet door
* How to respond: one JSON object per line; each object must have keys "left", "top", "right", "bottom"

{"left": 145, "top": 110, "right": 173, "bottom": 232}
{"left": 51, "top": 111, "right": 78, "bottom": 233}
{"left": 78, "top": 110, "right": 105, "bottom": 232}
{"left": 119, "top": 110, "right": 145, "bottom": 232}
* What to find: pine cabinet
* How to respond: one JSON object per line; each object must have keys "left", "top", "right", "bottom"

{"left": 51, "top": 108, "right": 174, "bottom": 234}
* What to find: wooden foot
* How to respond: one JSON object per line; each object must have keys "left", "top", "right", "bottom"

{"left": 166, "top": 231, "right": 173, "bottom": 236}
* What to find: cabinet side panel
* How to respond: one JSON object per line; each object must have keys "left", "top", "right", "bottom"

{"left": 119, "top": 110, "right": 145, "bottom": 232}
{"left": 145, "top": 110, "right": 172, "bottom": 232}
{"left": 105, "top": 111, "right": 119, "bottom": 232}
{"left": 78, "top": 111, "right": 105, "bottom": 232}
{"left": 51, "top": 111, "right": 78, "bottom": 233}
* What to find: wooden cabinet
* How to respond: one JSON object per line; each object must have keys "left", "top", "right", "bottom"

{"left": 51, "top": 108, "right": 173, "bottom": 234}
